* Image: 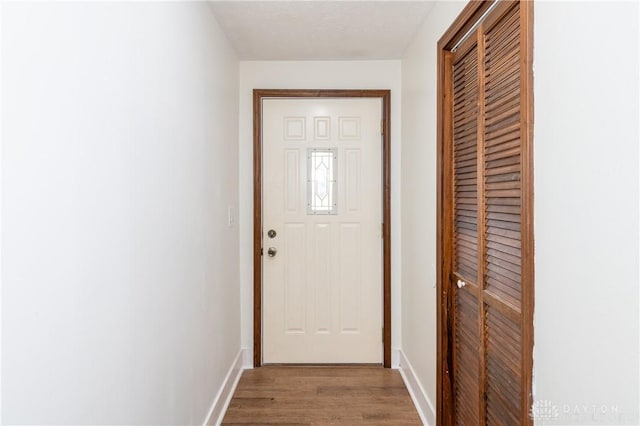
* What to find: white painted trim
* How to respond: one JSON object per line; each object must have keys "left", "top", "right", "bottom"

{"left": 391, "top": 348, "right": 400, "bottom": 369}
{"left": 397, "top": 350, "right": 434, "bottom": 426}
{"left": 203, "top": 349, "right": 247, "bottom": 426}
{"left": 241, "top": 347, "right": 253, "bottom": 369}
{"left": 0, "top": 3, "right": 4, "bottom": 421}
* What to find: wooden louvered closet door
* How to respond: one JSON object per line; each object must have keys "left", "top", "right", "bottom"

{"left": 446, "top": 1, "right": 533, "bottom": 425}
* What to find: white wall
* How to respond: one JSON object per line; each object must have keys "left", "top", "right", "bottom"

{"left": 401, "top": 1, "right": 640, "bottom": 425}
{"left": 1, "top": 2, "right": 240, "bottom": 424}
{"left": 238, "top": 61, "right": 402, "bottom": 356}
{"left": 0, "top": 3, "right": 4, "bottom": 420}
{"left": 533, "top": 2, "right": 639, "bottom": 424}
{"left": 400, "top": 1, "right": 468, "bottom": 423}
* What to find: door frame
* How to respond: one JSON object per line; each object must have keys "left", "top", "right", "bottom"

{"left": 253, "top": 89, "right": 392, "bottom": 368}
{"left": 436, "top": 1, "right": 534, "bottom": 423}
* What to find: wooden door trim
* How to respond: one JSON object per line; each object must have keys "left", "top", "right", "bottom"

{"left": 436, "top": 1, "right": 534, "bottom": 424}
{"left": 253, "top": 89, "right": 392, "bottom": 368}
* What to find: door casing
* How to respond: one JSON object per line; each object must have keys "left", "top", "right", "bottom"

{"left": 253, "top": 89, "right": 392, "bottom": 368}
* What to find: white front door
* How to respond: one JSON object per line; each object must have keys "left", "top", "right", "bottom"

{"left": 262, "top": 98, "right": 383, "bottom": 364}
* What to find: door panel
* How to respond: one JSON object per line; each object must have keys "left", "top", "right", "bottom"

{"left": 445, "top": 1, "right": 532, "bottom": 424}
{"left": 486, "top": 306, "right": 521, "bottom": 424}
{"left": 262, "top": 98, "right": 382, "bottom": 364}
{"left": 283, "top": 223, "right": 306, "bottom": 333}
{"left": 451, "top": 38, "right": 482, "bottom": 425}
{"left": 482, "top": 4, "right": 525, "bottom": 424}
{"left": 453, "top": 289, "right": 480, "bottom": 425}
{"left": 453, "top": 44, "right": 479, "bottom": 285}
{"left": 483, "top": 2, "right": 522, "bottom": 311}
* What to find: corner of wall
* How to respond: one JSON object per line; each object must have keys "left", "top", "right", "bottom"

{"left": 241, "top": 347, "right": 253, "bottom": 369}
{"left": 399, "top": 2, "right": 466, "bottom": 425}
{"left": 202, "top": 349, "right": 249, "bottom": 426}
{"left": 0, "top": 2, "right": 4, "bottom": 422}
{"left": 397, "top": 350, "right": 435, "bottom": 426}
{"left": 391, "top": 348, "right": 400, "bottom": 369}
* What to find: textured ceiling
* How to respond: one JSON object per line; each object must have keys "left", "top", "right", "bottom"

{"left": 209, "top": 1, "right": 436, "bottom": 60}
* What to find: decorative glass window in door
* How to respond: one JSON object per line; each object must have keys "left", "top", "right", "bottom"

{"left": 307, "top": 148, "right": 337, "bottom": 214}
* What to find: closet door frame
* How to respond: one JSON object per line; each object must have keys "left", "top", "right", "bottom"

{"left": 436, "top": 1, "right": 534, "bottom": 424}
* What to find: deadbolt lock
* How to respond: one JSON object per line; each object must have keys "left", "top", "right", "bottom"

{"left": 267, "top": 229, "right": 277, "bottom": 238}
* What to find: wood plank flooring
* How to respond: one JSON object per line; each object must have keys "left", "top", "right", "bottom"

{"left": 221, "top": 366, "right": 422, "bottom": 425}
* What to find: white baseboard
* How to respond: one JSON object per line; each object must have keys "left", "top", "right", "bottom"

{"left": 397, "top": 349, "right": 435, "bottom": 426}
{"left": 391, "top": 348, "right": 400, "bottom": 368}
{"left": 203, "top": 348, "right": 249, "bottom": 426}
{"left": 241, "top": 347, "right": 253, "bottom": 369}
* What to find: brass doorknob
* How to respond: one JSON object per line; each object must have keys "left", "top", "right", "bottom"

{"left": 267, "top": 247, "right": 277, "bottom": 257}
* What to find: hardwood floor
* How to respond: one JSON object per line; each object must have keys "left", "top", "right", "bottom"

{"left": 221, "top": 366, "right": 422, "bottom": 425}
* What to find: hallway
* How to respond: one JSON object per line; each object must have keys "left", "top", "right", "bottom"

{"left": 0, "top": 1, "right": 638, "bottom": 425}
{"left": 221, "top": 367, "right": 421, "bottom": 425}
